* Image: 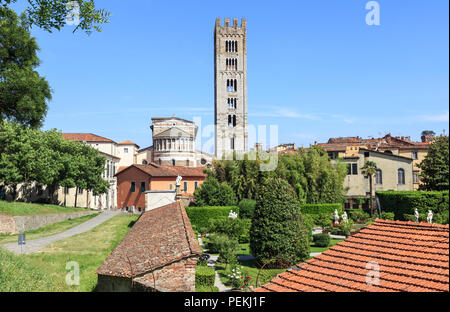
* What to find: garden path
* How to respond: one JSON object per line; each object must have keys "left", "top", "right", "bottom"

{"left": 1, "top": 210, "right": 120, "bottom": 255}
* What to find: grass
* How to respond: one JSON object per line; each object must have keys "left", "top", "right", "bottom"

{"left": 0, "top": 214, "right": 139, "bottom": 292}
{"left": 0, "top": 200, "right": 91, "bottom": 216}
{"left": 0, "top": 213, "right": 99, "bottom": 244}
{"left": 309, "top": 239, "right": 344, "bottom": 254}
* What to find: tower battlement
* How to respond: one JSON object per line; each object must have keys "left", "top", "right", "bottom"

{"left": 215, "top": 17, "right": 246, "bottom": 29}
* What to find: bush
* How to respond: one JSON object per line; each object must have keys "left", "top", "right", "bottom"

{"left": 206, "top": 233, "right": 240, "bottom": 266}
{"left": 250, "top": 178, "right": 310, "bottom": 269}
{"left": 207, "top": 217, "right": 250, "bottom": 242}
{"left": 348, "top": 210, "right": 371, "bottom": 222}
{"left": 314, "top": 213, "right": 333, "bottom": 228}
{"left": 301, "top": 203, "right": 343, "bottom": 215}
{"left": 238, "top": 199, "right": 256, "bottom": 219}
{"left": 381, "top": 212, "right": 395, "bottom": 220}
{"left": 376, "top": 191, "right": 449, "bottom": 223}
{"left": 313, "top": 234, "right": 330, "bottom": 247}
{"left": 185, "top": 206, "right": 239, "bottom": 229}
{"left": 195, "top": 265, "right": 215, "bottom": 288}
{"left": 338, "top": 219, "right": 354, "bottom": 236}
{"left": 194, "top": 177, "right": 238, "bottom": 206}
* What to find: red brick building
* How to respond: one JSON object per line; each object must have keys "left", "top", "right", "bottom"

{"left": 255, "top": 219, "right": 449, "bottom": 292}
{"left": 96, "top": 201, "right": 201, "bottom": 292}
{"left": 115, "top": 163, "right": 206, "bottom": 211}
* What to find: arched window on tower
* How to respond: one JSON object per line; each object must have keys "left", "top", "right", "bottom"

{"left": 233, "top": 115, "right": 236, "bottom": 127}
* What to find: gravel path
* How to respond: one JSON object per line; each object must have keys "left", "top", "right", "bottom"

{"left": 198, "top": 237, "right": 231, "bottom": 292}
{"left": 1, "top": 210, "right": 120, "bottom": 255}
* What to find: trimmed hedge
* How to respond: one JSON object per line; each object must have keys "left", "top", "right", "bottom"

{"left": 185, "top": 206, "right": 239, "bottom": 229}
{"left": 301, "top": 203, "right": 342, "bottom": 215}
{"left": 313, "top": 234, "right": 330, "bottom": 247}
{"left": 376, "top": 191, "right": 449, "bottom": 222}
{"left": 238, "top": 199, "right": 256, "bottom": 219}
{"left": 195, "top": 265, "right": 215, "bottom": 288}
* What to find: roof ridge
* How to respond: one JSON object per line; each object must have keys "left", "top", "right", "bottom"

{"left": 374, "top": 219, "right": 450, "bottom": 230}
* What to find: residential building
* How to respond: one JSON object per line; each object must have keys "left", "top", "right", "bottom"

{"left": 255, "top": 219, "right": 449, "bottom": 292}
{"left": 115, "top": 163, "right": 206, "bottom": 212}
{"left": 61, "top": 133, "right": 138, "bottom": 209}
{"left": 317, "top": 133, "right": 432, "bottom": 190}
{"left": 214, "top": 17, "right": 248, "bottom": 158}
{"left": 96, "top": 201, "right": 201, "bottom": 292}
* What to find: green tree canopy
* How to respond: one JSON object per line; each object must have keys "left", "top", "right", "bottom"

{"left": 0, "top": 0, "right": 110, "bottom": 33}
{"left": 418, "top": 135, "right": 449, "bottom": 191}
{"left": 250, "top": 177, "right": 310, "bottom": 268}
{"left": 0, "top": 7, "right": 52, "bottom": 128}
{"left": 193, "top": 176, "right": 237, "bottom": 206}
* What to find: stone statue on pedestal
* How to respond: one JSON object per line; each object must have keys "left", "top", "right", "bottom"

{"left": 342, "top": 212, "right": 348, "bottom": 223}
{"left": 334, "top": 209, "right": 340, "bottom": 224}
{"left": 427, "top": 210, "right": 433, "bottom": 224}
{"left": 414, "top": 208, "right": 419, "bottom": 222}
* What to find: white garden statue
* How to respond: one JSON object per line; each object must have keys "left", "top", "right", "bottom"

{"left": 228, "top": 210, "right": 238, "bottom": 219}
{"left": 342, "top": 211, "right": 348, "bottom": 223}
{"left": 334, "top": 209, "right": 340, "bottom": 224}
{"left": 427, "top": 210, "right": 433, "bottom": 224}
{"left": 414, "top": 208, "right": 420, "bottom": 222}
{"left": 176, "top": 175, "right": 182, "bottom": 186}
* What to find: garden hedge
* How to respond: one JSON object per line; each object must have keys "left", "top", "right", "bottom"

{"left": 313, "top": 234, "right": 330, "bottom": 247}
{"left": 301, "top": 203, "right": 342, "bottom": 215}
{"left": 376, "top": 191, "right": 449, "bottom": 222}
{"left": 195, "top": 265, "right": 215, "bottom": 288}
{"left": 185, "top": 206, "right": 239, "bottom": 229}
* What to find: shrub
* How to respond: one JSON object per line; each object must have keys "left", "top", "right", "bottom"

{"left": 250, "top": 178, "right": 310, "bottom": 269}
{"left": 381, "top": 212, "right": 395, "bottom": 220}
{"left": 195, "top": 265, "right": 215, "bottom": 289}
{"left": 314, "top": 213, "right": 333, "bottom": 228}
{"left": 238, "top": 199, "right": 256, "bottom": 219}
{"left": 207, "top": 217, "right": 251, "bottom": 243}
{"left": 302, "top": 214, "right": 314, "bottom": 242}
{"left": 313, "top": 233, "right": 330, "bottom": 247}
{"left": 338, "top": 219, "right": 354, "bottom": 236}
{"left": 376, "top": 191, "right": 449, "bottom": 223}
{"left": 301, "top": 203, "right": 343, "bottom": 215}
{"left": 185, "top": 206, "right": 239, "bottom": 229}
{"left": 194, "top": 177, "right": 238, "bottom": 206}
{"left": 348, "top": 210, "right": 371, "bottom": 222}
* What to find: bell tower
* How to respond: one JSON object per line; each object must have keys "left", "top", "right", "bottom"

{"left": 214, "top": 18, "right": 248, "bottom": 158}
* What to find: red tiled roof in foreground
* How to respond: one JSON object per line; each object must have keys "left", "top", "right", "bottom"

{"left": 96, "top": 201, "right": 201, "bottom": 278}
{"left": 255, "top": 219, "right": 449, "bottom": 292}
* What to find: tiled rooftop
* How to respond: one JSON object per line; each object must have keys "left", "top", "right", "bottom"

{"left": 255, "top": 219, "right": 449, "bottom": 292}
{"left": 96, "top": 201, "right": 201, "bottom": 278}
{"left": 116, "top": 163, "right": 206, "bottom": 178}
{"left": 62, "top": 133, "right": 116, "bottom": 143}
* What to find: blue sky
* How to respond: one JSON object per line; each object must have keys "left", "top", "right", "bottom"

{"left": 11, "top": 0, "right": 449, "bottom": 153}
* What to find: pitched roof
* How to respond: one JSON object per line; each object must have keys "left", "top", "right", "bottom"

{"left": 118, "top": 140, "right": 140, "bottom": 148}
{"left": 96, "top": 201, "right": 201, "bottom": 278}
{"left": 151, "top": 116, "right": 194, "bottom": 124}
{"left": 115, "top": 163, "right": 206, "bottom": 178}
{"left": 62, "top": 133, "right": 116, "bottom": 144}
{"left": 255, "top": 219, "right": 449, "bottom": 292}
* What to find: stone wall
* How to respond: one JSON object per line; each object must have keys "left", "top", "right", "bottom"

{"left": 97, "top": 257, "right": 197, "bottom": 292}
{"left": 0, "top": 211, "right": 98, "bottom": 234}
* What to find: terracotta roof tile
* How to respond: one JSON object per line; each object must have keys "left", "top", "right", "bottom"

{"left": 256, "top": 219, "right": 449, "bottom": 292}
{"left": 116, "top": 164, "right": 206, "bottom": 178}
{"left": 62, "top": 133, "right": 116, "bottom": 143}
{"left": 118, "top": 140, "right": 140, "bottom": 148}
{"left": 96, "top": 201, "right": 201, "bottom": 278}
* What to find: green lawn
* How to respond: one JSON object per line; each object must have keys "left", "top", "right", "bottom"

{"left": 0, "top": 200, "right": 91, "bottom": 216}
{"left": 0, "top": 214, "right": 138, "bottom": 292}
{"left": 310, "top": 239, "right": 344, "bottom": 253}
{"left": 0, "top": 213, "right": 99, "bottom": 244}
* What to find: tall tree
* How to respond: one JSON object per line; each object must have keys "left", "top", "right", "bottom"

{"left": 361, "top": 160, "right": 378, "bottom": 216}
{"left": 0, "top": 7, "right": 52, "bottom": 128}
{"left": 250, "top": 177, "right": 310, "bottom": 269}
{"left": 0, "top": 0, "right": 110, "bottom": 33}
{"left": 417, "top": 136, "right": 449, "bottom": 191}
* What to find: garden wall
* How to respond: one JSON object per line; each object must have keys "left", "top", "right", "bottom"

{"left": 0, "top": 211, "right": 98, "bottom": 234}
